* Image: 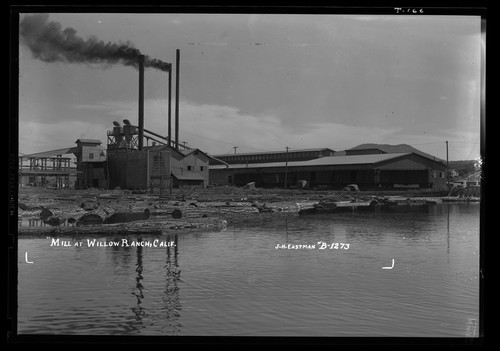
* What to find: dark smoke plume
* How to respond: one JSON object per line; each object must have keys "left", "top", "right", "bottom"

{"left": 20, "top": 14, "right": 171, "bottom": 72}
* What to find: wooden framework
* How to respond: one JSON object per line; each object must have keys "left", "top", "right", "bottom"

{"left": 19, "top": 156, "right": 75, "bottom": 189}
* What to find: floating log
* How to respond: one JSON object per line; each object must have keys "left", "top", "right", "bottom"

{"left": 80, "top": 201, "right": 99, "bottom": 211}
{"left": 183, "top": 206, "right": 259, "bottom": 217}
{"left": 17, "top": 218, "right": 228, "bottom": 236}
{"left": 380, "top": 197, "right": 439, "bottom": 207}
{"left": 77, "top": 213, "right": 104, "bottom": 225}
{"left": 299, "top": 200, "right": 377, "bottom": 215}
{"left": 147, "top": 205, "right": 260, "bottom": 219}
{"left": 334, "top": 200, "right": 375, "bottom": 207}
{"left": 42, "top": 217, "right": 62, "bottom": 226}
{"left": 18, "top": 207, "right": 45, "bottom": 217}
{"left": 313, "top": 201, "right": 337, "bottom": 209}
{"left": 104, "top": 210, "right": 151, "bottom": 224}
{"left": 146, "top": 208, "right": 183, "bottom": 219}
{"left": 40, "top": 208, "right": 54, "bottom": 219}
{"left": 441, "top": 196, "right": 480, "bottom": 202}
{"left": 37, "top": 206, "right": 88, "bottom": 220}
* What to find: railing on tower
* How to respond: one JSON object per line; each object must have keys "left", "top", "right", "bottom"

{"left": 107, "top": 120, "right": 139, "bottom": 150}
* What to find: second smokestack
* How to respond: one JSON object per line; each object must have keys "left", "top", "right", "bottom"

{"left": 175, "top": 49, "right": 180, "bottom": 150}
{"left": 138, "top": 55, "right": 145, "bottom": 150}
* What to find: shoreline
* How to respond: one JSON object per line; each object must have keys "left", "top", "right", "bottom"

{"left": 15, "top": 187, "right": 479, "bottom": 236}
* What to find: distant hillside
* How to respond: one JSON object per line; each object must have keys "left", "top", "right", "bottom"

{"left": 448, "top": 160, "right": 477, "bottom": 176}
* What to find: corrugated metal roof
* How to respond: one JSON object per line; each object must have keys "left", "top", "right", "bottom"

{"left": 171, "top": 172, "right": 205, "bottom": 181}
{"left": 210, "top": 153, "right": 411, "bottom": 170}
{"left": 144, "top": 145, "right": 185, "bottom": 158}
{"left": 349, "top": 143, "right": 445, "bottom": 163}
{"left": 180, "top": 149, "right": 194, "bottom": 156}
{"left": 213, "top": 147, "right": 335, "bottom": 157}
{"left": 23, "top": 147, "right": 79, "bottom": 158}
{"left": 75, "top": 139, "right": 102, "bottom": 144}
{"left": 181, "top": 148, "right": 211, "bottom": 158}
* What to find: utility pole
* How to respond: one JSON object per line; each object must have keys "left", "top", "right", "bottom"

{"left": 446, "top": 140, "right": 449, "bottom": 188}
{"left": 233, "top": 146, "right": 239, "bottom": 154}
{"left": 284, "top": 146, "right": 290, "bottom": 189}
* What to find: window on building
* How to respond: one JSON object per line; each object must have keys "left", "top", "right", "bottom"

{"left": 187, "top": 166, "right": 192, "bottom": 171}
{"left": 200, "top": 166, "right": 204, "bottom": 171}
{"left": 89, "top": 153, "right": 94, "bottom": 160}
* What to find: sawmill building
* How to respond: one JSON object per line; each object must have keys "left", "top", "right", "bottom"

{"left": 209, "top": 144, "right": 447, "bottom": 190}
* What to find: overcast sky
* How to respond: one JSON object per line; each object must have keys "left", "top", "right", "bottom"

{"left": 18, "top": 12, "right": 483, "bottom": 160}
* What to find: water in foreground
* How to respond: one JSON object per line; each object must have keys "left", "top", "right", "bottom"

{"left": 17, "top": 203, "right": 480, "bottom": 337}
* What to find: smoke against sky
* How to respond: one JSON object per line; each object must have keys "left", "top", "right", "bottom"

{"left": 20, "top": 14, "right": 170, "bottom": 71}
{"left": 18, "top": 13, "right": 483, "bottom": 160}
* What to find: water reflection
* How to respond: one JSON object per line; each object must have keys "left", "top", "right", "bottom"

{"left": 108, "top": 237, "right": 133, "bottom": 269}
{"left": 125, "top": 235, "right": 183, "bottom": 334}
{"left": 160, "top": 234, "right": 182, "bottom": 334}
{"left": 17, "top": 203, "right": 479, "bottom": 336}
{"left": 345, "top": 223, "right": 381, "bottom": 243}
{"left": 447, "top": 204, "right": 450, "bottom": 261}
{"left": 18, "top": 218, "right": 73, "bottom": 227}
{"left": 131, "top": 241, "right": 145, "bottom": 323}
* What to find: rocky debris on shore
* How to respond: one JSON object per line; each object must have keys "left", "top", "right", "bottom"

{"left": 17, "top": 190, "right": 310, "bottom": 235}
{"left": 18, "top": 217, "right": 228, "bottom": 237}
{"left": 297, "top": 195, "right": 443, "bottom": 215}
{"left": 16, "top": 187, "right": 455, "bottom": 234}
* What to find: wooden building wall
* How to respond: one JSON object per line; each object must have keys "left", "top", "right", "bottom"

{"left": 107, "top": 151, "right": 148, "bottom": 190}
{"left": 80, "top": 145, "right": 106, "bottom": 162}
{"left": 171, "top": 152, "right": 209, "bottom": 187}
{"left": 210, "top": 154, "right": 448, "bottom": 190}
{"left": 107, "top": 148, "right": 210, "bottom": 190}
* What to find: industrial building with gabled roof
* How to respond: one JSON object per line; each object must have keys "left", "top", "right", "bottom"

{"left": 345, "top": 143, "right": 445, "bottom": 162}
{"left": 209, "top": 148, "right": 335, "bottom": 165}
{"left": 209, "top": 147, "right": 448, "bottom": 190}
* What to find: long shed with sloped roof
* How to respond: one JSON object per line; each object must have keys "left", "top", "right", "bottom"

{"left": 209, "top": 152, "right": 447, "bottom": 190}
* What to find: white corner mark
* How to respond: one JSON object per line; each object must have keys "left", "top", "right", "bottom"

{"left": 382, "top": 259, "right": 394, "bottom": 270}
{"left": 25, "top": 252, "right": 34, "bottom": 264}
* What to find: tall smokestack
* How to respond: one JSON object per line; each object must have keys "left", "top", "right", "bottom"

{"left": 175, "top": 49, "right": 180, "bottom": 150}
{"left": 168, "top": 63, "right": 172, "bottom": 148}
{"left": 138, "top": 55, "right": 145, "bottom": 151}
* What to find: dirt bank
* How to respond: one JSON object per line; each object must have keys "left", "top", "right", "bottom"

{"left": 15, "top": 186, "right": 453, "bottom": 235}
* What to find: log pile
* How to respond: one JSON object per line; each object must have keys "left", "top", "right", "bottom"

{"left": 16, "top": 186, "right": 453, "bottom": 235}
{"left": 17, "top": 218, "right": 228, "bottom": 236}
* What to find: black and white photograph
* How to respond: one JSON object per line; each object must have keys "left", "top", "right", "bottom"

{"left": 10, "top": 6, "right": 485, "bottom": 343}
